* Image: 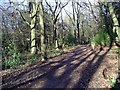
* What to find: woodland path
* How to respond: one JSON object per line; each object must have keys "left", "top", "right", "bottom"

{"left": 2, "top": 45, "right": 118, "bottom": 89}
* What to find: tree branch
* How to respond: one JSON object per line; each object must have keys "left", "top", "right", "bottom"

{"left": 8, "top": 0, "right": 30, "bottom": 26}
{"left": 88, "top": 0, "right": 98, "bottom": 22}
{"left": 54, "top": 0, "right": 70, "bottom": 24}
{"left": 45, "top": 0, "right": 54, "bottom": 13}
{"left": 53, "top": 0, "right": 58, "bottom": 14}
{"left": 64, "top": 8, "right": 75, "bottom": 26}
{"left": 16, "top": 9, "right": 30, "bottom": 26}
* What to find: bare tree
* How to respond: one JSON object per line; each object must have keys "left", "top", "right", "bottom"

{"left": 45, "top": 0, "right": 69, "bottom": 49}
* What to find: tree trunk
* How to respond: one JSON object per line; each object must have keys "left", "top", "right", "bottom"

{"left": 39, "top": 2, "right": 46, "bottom": 61}
{"left": 77, "top": 13, "right": 80, "bottom": 44}
{"left": 61, "top": 11, "right": 64, "bottom": 51}
{"left": 30, "top": 2, "right": 37, "bottom": 54}
{"left": 108, "top": 3, "right": 120, "bottom": 45}
{"left": 52, "top": 16, "right": 58, "bottom": 49}
{"left": 54, "top": 24, "right": 58, "bottom": 49}
{"left": 72, "top": 1, "right": 77, "bottom": 45}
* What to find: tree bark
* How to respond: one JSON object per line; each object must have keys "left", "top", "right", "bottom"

{"left": 39, "top": 1, "right": 46, "bottom": 61}
{"left": 29, "top": 2, "right": 37, "bottom": 54}
{"left": 108, "top": 3, "right": 120, "bottom": 45}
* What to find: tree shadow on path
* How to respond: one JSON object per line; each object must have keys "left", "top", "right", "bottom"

{"left": 73, "top": 47, "right": 111, "bottom": 88}
{"left": 2, "top": 45, "right": 111, "bottom": 89}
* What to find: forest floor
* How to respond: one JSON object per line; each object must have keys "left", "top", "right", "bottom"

{"left": 1, "top": 45, "right": 119, "bottom": 89}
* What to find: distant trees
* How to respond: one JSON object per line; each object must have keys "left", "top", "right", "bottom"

{"left": 65, "top": 0, "right": 97, "bottom": 45}
{"left": 45, "top": 0, "right": 69, "bottom": 49}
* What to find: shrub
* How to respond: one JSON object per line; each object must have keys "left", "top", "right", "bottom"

{"left": 108, "top": 77, "right": 116, "bottom": 87}
{"left": 118, "top": 48, "right": 120, "bottom": 54}
{"left": 64, "top": 33, "right": 75, "bottom": 45}
{"left": 91, "top": 30, "right": 111, "bottom": 47}
{"left": 28, "top": 54, "right": 39, "bottom": 63}
{"left": 3, "top": 39, "right": 23, "bottom": 69}
{"left": 5, "top": 52, "right": 22, "bottom": 69}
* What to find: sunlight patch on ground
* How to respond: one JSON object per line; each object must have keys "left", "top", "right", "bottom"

{"left": 91, "top": 56, "right": 99, "bottom": 65}
{"left": 50, "top": 63, "right": 59, "bottom": 67}
{"left": 66, "top": 76, "right": 81, "bottom": 88}
{"left": 30, "top": 79, "right": 47, "bottom": 88}
{"left": 74, "top": 55, "right": 82, "bottom": 60}
{"left": 71, "top": 60, "right": 80, "bottom": 65}
{"left": 54, "top": 65, "right": 66, "bottom": 77}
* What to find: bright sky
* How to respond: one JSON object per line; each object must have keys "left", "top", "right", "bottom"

{"left": 0, "top": 0, "right": 97, "bottom": 13}
{"left": 0, "top": 0, "right": 97, "bottom": 5}
{"left": 0, "top": 0, "right": 98, "bottom": 20}
{"left": 1, "top": 0, "right": 119, "bottom": 4}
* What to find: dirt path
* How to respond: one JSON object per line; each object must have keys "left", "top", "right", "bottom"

{"left": 2, "top": 45, "right": 118, "bottom": 89}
